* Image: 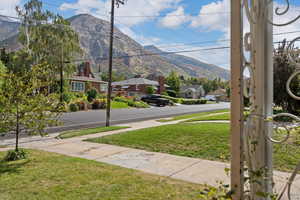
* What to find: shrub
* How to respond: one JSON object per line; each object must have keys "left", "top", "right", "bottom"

{"left": 132, "top": 101, "right": 150, "bottom": 108}
{"left": 87, "top": 89, "right": 98, "bottom": 102}
{"left": 76, "top": 101, "right": 88, "bottom": 111}
{"left": 181, "top": 99, "right": 207, "bottom": 105}
{"left": 146, "top": 86, "right": 155, "bottom": 95}
{"left": 166, "top": 90, "right": 177, "bottom": 97}
{"left": 62, "top": 92, "right": 74, "bottom": 103}
{"left": 69, "top": 103, "right": 79, "bottom": 112}
{"left": 3, "top": 149, "right": 26, "bottom": 161}
{"left": 92, "top": 99, "right": 106, "bottom": 109}
{"left": 161, "top": 95, "right": 182, "bottom": 103}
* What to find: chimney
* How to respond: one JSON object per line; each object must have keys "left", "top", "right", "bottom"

{"left": 157, "top": 76, "right": 165, "bottom": 94}
{"left": 84, "top": 62, "right": 92, "bottom": 77}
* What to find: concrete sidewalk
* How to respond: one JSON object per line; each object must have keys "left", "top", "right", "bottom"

{"left": 1, "top": 119, "right": 299, "bottom": 199}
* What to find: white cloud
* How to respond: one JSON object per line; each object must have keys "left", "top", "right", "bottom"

{"left": 190, "top": 0, "right": 230, "bottom": 33}
{"left": 0, "top": 0, "right": 21, "bottom": 17}
{"left": 117, "top": 24, "right": 161, "bottom": 45}
{"left": 159, "top": 6, "right": 190, "bottom": 28}
{"left": 60, "top": 0, "right": 182, "bottom": 27}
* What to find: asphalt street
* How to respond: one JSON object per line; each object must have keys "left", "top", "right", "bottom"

{"left": 48, "top": 102, "right": 230, "bottom": 133}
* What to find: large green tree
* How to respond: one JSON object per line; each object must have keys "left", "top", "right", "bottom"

{"left": 166, "top": 71, "right": 181, "bottom": 96}
{"left": 16, "top": 0, "right": 82, "bottom": 79}
{"left": 0, "top": 61, "right": 61, "bottom": 154}
{"left": 274, "top": 40, "right": 300, "bottom": 115}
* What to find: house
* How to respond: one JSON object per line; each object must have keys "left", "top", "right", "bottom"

{"left": 180, "top": 85, "right": 205, "bottom": 99}
{"left": 207, "top": 88, "right": 229, "bottom": 102}
{"left": 112, "top": 77, "right": 166, "bottom": 96}
{"left": 68, "top": 62, "right": 107, "bottom": 93}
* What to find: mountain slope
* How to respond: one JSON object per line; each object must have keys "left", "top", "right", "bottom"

{"left": 0, "top": 14, "right": 230, "bottom": 80}
{"left": 144, "top": 45, "right": 230, "bottom": 80}
{"left": 0, "top": 17, "right": 20, "bottom": 42}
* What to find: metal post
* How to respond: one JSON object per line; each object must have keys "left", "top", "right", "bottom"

{"left": 249, "top": 0, "right": 273, "bottom": 199}
{"left": 230, "top": 0, "right": 244, "bottom": 199}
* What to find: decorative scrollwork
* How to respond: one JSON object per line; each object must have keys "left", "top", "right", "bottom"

{"left": 266, "top": 0, "right": 300, "bottom": 26}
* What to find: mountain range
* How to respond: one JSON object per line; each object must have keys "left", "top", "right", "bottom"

{"left": 0, "top": 14, "right": 230, "bottom": 80}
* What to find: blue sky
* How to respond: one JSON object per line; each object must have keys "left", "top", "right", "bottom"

{"left": 2, "top": 0, "right": 300, "bottom": 70}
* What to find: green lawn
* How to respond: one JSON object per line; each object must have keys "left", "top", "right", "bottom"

{"left": 157, "top": 109, "right": 230, "bottom": 122}
{"left": 87, "top": 123, "right": 300, "bottom": 172}
{"left": 186, "top": 113, "right": 230, "bottom": 122}
{"left": 57, "top": 126, "right": 130, "bottom": 139}
{"left": 111, "top": 101, "right": 130, "bottom": 109}
{"left": 0, "top": 150, "right": 206, "bottom": 200}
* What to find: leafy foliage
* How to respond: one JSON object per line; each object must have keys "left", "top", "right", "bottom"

{"left": 16, "top": 0, "right": 82, "bottom": 83}
{"left": 145, "top": 86, "right": 155, "bottom": 95}
{"left": 86, "top": 88, "right": 98, "bottom": 102}
{"left": 0, "top": 62, "right": 62, "bottom": 151}
{"left": 274, "top": 40, "right": 300, "bottom": 115}
{"left": 166, "top": 71, "right": 181, "bottom": 96}
{"left": 3, "top": 149, "right": 27, "bottom": 162}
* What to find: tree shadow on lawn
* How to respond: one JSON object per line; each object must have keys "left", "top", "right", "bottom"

{"left": 0, "top": 159, "right": 30, "bottom": 175}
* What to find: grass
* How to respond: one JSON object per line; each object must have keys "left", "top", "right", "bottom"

{"left": 57, "top": 126, "right": 130, "bottom": 139}
{"left": 157, "top": 109, "right": 230, "bottom": 122}
{"left": 187, "top": 112, "right": 230, "bottom": 122}
{"left": 111, "top": 101, "right": 130, "bottom": 109}
{"left": 87, "top": 123, "right": 300, "bottom": 172}
{"left": 0, "top": 150, "right": 206, "bottom": 200}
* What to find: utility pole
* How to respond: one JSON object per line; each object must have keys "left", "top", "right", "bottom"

{"left": 106, "top": 0, "right": 126, "bottom": 127}
{"left": 60, "top": 45, "right": 64, "bottom": 103}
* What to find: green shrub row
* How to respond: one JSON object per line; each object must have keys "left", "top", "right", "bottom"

{"left": 114, "top": 96, "right": 149, "bottom": 108}
{"left": 181, "top": 99, "right": 207, "bottom": 105}
{"left": 161, "top": 95, "right": 207, "bottom": 105}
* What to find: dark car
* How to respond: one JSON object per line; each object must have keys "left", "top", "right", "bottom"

{"left": 141, "top": 95, "right": 170, "bottom": 107}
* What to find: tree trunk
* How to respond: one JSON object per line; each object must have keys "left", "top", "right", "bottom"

{"left": 15, "top": 104, "right": 19, "bottom": 152}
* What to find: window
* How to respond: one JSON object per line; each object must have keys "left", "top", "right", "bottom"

{"left": 100, "top": 84, "right": 108, "bottom": 92}
{"left": 71, "top": 81, "right": 85, "bottom": 92}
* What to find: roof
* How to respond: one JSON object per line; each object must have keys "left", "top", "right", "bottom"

{"left": 68, "top": 76, "right": 107, "bottom": 83}
{"left": 112, "top": 78, "right": 160, "bottom": 86}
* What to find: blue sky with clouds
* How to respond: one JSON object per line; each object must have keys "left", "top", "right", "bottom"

{"left": 2, "top": 0, "right": 300, "bottom": 70}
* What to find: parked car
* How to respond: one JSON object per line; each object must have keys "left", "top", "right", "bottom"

{"left": 141, "top": 95, "right": 170, "bottom": 106}
{"left": 204, "top": 95, "right": 217, "bottom": 101}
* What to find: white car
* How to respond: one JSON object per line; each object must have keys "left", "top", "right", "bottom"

{"left": 204, "top": 95, "right": 216, "bottom": 101}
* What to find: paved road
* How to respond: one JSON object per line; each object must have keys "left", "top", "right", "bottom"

{"left": 47, "top": 102, "right": 230, "bottom": 133}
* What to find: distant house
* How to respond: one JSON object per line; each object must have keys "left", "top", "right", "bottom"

{"left": 180, "top": 85, "right": 205, "bottom": 99}
{"left": 112, "top": 77, "right": 166, "bottom": 96}
{"left": 68, "top": 62, "right": 107, "bottom": 93}
{"left": 207, "top": 88, "right": 229, "bottom": 102}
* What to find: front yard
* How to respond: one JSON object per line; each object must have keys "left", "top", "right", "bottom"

{"left": 0, "top": 150, "right": 206, "bottom": 200}
{"left": 86, "top": 123, "right": 300, "bottom": 172}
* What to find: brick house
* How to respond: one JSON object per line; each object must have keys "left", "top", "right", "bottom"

{"left": 68, "top": 62, "right": 107, "bottom": 93}
{"left": 112, "top": 77, "right": 166, "bottom": 96}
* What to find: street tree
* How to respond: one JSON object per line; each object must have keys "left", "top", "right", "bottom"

{"left": 166, "top": 71, "right": 181, "bottom": 96}
{"left": 16, "top": 0, "right": 82, "bottom": 82}
{"left": 274, "top": 40, "right": 300, "bottom": 115}
{"left": 0, "top": 58, "right": 62, "bottom": 161}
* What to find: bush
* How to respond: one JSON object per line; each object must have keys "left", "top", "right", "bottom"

{"left": 132, "top": 101, "right": 150, "bottom": 108}
{"left": 76, "top": 101, "right": 88, "bottom": 111}
{"left": 181, "top": 99, "right": 207, "bottom": 105}
{"left": 3, "top": 149, "right": 27, "bottom": 161}
{"left": 69, "top": 103, "right": 79, "bottom": 112}
{"left": 62, "top": 92, "right": 74, "bottom": 103}
{"left": 87, "top": 89, "right": 98, "bottom": 102}
{"left": 161, "top": 95, "right": 182, "bottom": 103}
{"left": 166, "top": 90, "right": 177, "bottom": 97}
{"left": 146, "top": 86, "right": 155, "bottom": 95}
{"left": 92, "top": 99, "right": 106, "bottom": 109}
